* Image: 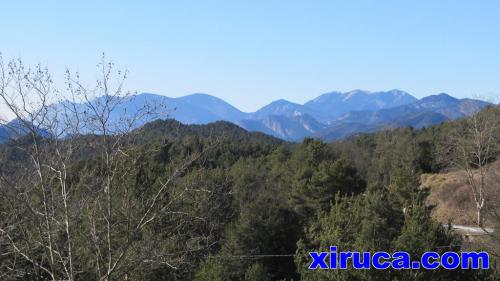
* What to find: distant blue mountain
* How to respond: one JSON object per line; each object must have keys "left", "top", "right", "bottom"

{"left": 249, "top": 99, "right": 322, "bottom": 120}
{"left": 159, "top": 91, "right": 488, "bottom": 141}
{"left": 0, "top": 90, "right": 491, "bottom": 143}
{"left": 238, "top": 112, "right": 326, "bottom": 141}
{"left": 0, "top": 119, "right": 51, "bottom": 143}
{"left": 332, "top": 93, "right": 489, "bottom": 125}
{"left": 304, "top": 89, "right": 417, "bottom": 122}
{"left": 122, "top": 93, "right": 248, "bottom": 124}
{"left": 315, "top": 93, "right": 490, "bottom": 141}
{"left": 413, "top": 93, "right": 488, "bottom": 119}
{"left": 0, "top": 124, "right": 10, "bottom": 143}
{"left": 167, "top": 93, "right": 248, "bottom": 123}
{"left": 51, "top": 93, "right": 248, "bottom": 132}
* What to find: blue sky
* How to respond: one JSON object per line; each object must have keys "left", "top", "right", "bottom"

{"left": 1, "top": 1, "right": 499, "bottom": 112}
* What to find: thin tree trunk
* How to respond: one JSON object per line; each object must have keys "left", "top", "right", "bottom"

{"left": 477, "top": 205, "right": 484, "bottom": 227}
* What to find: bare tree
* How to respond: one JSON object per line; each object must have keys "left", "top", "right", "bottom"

{"left": 0, "top": 55, "right": 218, "bottom": 280}
{"left": 444, "top": 104, "right": 500, "bottom": 227}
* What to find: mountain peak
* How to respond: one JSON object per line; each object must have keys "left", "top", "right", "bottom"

{"left": 345, "top": 89, "right": 370, "bottom": 94}
{"left": 181, "top": 93, "right": 226, "bottom": 101}
{"left": 269, "top": 99, "right": 295, "bottom": 105}
{"left": 251, "top": 99, "right": 314, "bottom": 120}
{"left": 308, "top": 91, "right": 343, "bottom": 103}
{"left": 420, "top": 93, "right": 458, "bottom": 103}
{"left": 304, "top": 89, "right": 417, "bottom": 120}
{"left": 343, "top": 89, "right": 370, "bottom": 99}
{"left": 436, "top": 92, "right": 456, "bottom": 99}
{"left": 386, "top": 89, "right": 410, "bottom": 96}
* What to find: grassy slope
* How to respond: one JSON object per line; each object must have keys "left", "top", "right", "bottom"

{"left": 421, "top": 161, "right": 500, "bottom": 227}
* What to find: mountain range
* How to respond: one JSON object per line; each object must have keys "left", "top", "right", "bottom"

{"left": 158, "top": 90, "right": 488, "bottom": 141}
{"left": 0, "top": 90, "right": 491, "bottom": 142}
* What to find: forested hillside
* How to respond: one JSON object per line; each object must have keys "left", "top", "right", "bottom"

{"left": 0, "top": 58, "right": 498, "bottom": 281}
{"left": 1, "top": 111, "right": 499, "bottom": 280}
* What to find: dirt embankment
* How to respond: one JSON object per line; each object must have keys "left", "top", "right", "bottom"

{"left": 420, "top": 161, "right": 500, "bottom": 227}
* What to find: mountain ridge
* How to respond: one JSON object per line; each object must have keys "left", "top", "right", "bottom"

{"left": 0, "top": 90, "right": 491, "bottom": 143}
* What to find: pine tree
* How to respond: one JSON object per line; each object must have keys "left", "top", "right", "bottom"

{"left": 193, "top": 258, "right": 231, "bottom": 281}
{"left": 244, "top": 263, "right": 271, "bottom": 281}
